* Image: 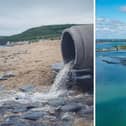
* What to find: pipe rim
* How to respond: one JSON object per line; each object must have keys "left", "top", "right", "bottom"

{"left": 61, "top": 29, "right": 77, "bottom": 66}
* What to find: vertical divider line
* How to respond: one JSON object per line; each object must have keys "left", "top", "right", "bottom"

{"left": 93, "top": 0, "right": 96, "bottom": 125}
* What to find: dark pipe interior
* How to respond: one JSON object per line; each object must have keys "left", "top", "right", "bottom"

{"left": 62, "top": 32, "right": 75, "bottom": 63}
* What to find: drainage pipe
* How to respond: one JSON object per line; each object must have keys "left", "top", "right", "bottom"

{"left": 61, "top": 24, "right": 93, "bottom": 69}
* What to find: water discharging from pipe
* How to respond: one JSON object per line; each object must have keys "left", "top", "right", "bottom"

{"left": 0, "top": 61, "right": 73, "bottom": 104}
{"left": 26, "top": 61, "right": 73, "bottom": 101}
{"left": 34, "top": 61, "right": 73, "bottom": 100}
{"left": 49, "top": 61, "right": 73, "bottom": 97}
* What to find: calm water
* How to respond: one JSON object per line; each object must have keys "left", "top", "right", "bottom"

{"left": 96, "top": 42, "right": 126, "bottom": 126}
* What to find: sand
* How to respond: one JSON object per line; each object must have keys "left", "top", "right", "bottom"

{"left": 0, "top": 40, "right": 62, "bottom": 90}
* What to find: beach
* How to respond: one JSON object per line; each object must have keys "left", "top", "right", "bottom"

{"left": 0, "top": 40, "right": 62, "bottom": 90}
{"left": 0, "top": 40, "right": 93, "bottom": 126}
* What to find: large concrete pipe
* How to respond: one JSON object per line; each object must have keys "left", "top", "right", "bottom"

{"left": 61, "top": 24, "right": 93, "bottom": 69}
{"left": 61, "top": 24, "right": 93, "bottom": 92}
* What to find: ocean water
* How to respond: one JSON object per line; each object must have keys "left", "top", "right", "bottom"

{"left": 96, "top": 42, "right": 126, "bottom": 126}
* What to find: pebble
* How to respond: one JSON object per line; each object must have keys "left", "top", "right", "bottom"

{"left": 0, "top": 71, "right": 15, "bottom": 80}
{"left": 21, "top": 111, "right": 46, "bottom": 121}
{"left": 61, "top": 103, "right": 82, "bottom": 112}
{"left": 0, "top": 89, "right": 93, "bottom": 125}
{"left": 0, "top": 85, "right": 5, "bottom": 91}
{"left": 73, "top": 118, "right": 93, "bottom": 126}
{"left": 19, "top": 85, "right": 35, "bottom": 92}
{"left": 0, "top": 76, "right": 7, "bottom": 80}
{"left": 61, "top": 112, "right": 74, "bottom": 121}
{"left": 43, "top": 115, "right": 56, "bottom": 121}
{"left": 48, "top": 97, "right": 65, "bottom": 107}
{"left": 48, "top": 108, "right": 55, "bottom": 115}
{"left": 78, "top": 107, "right": 93, "bottom": 119}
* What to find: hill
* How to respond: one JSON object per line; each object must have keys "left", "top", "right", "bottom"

{"left": 0, "top": 24, "right": 76, "bottom": 45}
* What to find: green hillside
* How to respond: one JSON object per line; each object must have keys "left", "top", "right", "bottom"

{"left": 0, "top": 24, "right": 76, "bottom": 45}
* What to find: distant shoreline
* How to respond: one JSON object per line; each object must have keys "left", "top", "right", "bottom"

{"left": 0, "top": 24, "right": 75, "bottom": 46}
{"left": 96, "top": 39, "right": 126, "bottom": 43}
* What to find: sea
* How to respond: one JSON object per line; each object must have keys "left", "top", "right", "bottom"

{"left": 96, "top": 42, "right": 126, "bottom": 126}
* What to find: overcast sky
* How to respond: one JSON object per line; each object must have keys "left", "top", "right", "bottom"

{"left": 0, "top": 0, "right": 93, "bottom": 36}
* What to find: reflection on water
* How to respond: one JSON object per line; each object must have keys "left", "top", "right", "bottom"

{"left": 96, "top": 42, "right": 126, "bottom": 126}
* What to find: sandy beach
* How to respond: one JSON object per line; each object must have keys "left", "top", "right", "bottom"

{"left": 0, "top": 40, "right": 62, "bottom": 90}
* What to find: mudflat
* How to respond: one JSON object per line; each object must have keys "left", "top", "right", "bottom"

{"left": 0, "top": 40, "right": 62, "bottom": 90}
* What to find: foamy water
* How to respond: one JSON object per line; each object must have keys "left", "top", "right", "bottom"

{"left": 49, "top": 62, "right": 73, "bottom": 95}
{"left": 31, "top": 61, "right": 73, "bottom": 101}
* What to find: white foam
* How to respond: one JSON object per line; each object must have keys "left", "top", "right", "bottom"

{"left": 49, "top": 62, "right": 72, "bottom": 96}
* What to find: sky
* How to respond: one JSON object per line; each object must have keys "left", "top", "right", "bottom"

{"left": 0, "top": 0, "right": 93, "bottom": 36}
{"left": 96, "top": 0, "right": 126, "bottom": 39}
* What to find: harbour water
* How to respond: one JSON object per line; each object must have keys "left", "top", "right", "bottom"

{"left": 96, "top": 42, "right": 126, "bottom": 126}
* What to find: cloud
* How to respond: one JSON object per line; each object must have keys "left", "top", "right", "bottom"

{"left": 0, "top": 0, "right": 93, "bottom": 35}
{"left": 96, "top": 18, "right": 126, "bottom": 39}
{"left": 119, "top": 6, "right": 126, "bottom": 12}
